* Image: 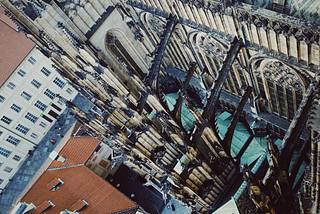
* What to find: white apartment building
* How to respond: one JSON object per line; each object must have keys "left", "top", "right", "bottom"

{"left": 0, "top": 8, "right": 77, "bottom": 191}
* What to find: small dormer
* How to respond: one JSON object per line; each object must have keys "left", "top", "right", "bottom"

{"left": 36, "top": 200, "right": 55, "bottom": 213}
{"left": 46, "top": 178, "right": 64, "bottom": 191}
{"left": 56, "top": 155, "right": 67, "bottom": 164}
{"left": 70, "top": 199, "right": 89, "bottom": 212}
{"left": 49, "top": 151, "right": 67, "bottom": 164}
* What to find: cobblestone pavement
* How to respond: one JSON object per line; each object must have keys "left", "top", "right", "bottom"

{"left": 0, "top": 94, "right": 93, "bottom": 214}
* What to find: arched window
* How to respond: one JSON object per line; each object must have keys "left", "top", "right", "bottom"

{"left": 189, "top": 32, "right": 246, "bottom": 95}
{"left": 253, "top": 59, "right": 306, "bottom": 120}
{"left": 105, "top": 31, "right": 146, "bottom": 78}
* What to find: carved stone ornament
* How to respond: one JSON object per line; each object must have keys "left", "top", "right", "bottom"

{"left": 198, "top": 35, "right": 227, "bottom": 62}
{"left": 147, "top": 14, "right": 165, "bottom": 37}
{"left": 261, "top": 61, "right": 304, "bottom": 91}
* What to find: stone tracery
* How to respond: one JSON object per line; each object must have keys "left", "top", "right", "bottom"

{"left": 260, "top": 60, "right": 304, "bottom": 91}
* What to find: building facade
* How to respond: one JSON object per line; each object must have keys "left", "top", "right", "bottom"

{"left": 1, "top": 0, "right": 320, "bottom": 213}
{"left": 0, "top": 8, "right": 77, "bottom": 192}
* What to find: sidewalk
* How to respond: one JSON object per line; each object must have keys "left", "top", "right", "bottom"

{"left": 0, "top": 94, "right": 93, "bottom": 214}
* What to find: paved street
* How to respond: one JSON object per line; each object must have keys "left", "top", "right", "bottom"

{"left": 0, "top": 93, "right": 93, "bottom": 214}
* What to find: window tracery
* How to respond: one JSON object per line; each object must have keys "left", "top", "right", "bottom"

{"left": 258, "top": 60, "right": 304, "bottom": 91}
{"left": 147, "top": 14, "right": 166, "bottom": 37}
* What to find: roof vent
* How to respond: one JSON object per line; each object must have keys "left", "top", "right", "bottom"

{"left": 46, "top": 178, "right": 64, "bottom": 191}
{"left": 36, "top": 200, "right": 55, "bottom": 213}
{"left": 60, "top": 210, "right": 79, "bottom": 214}
{"left": 56, "top": 155, "right": 67, "bottom": 164}
{"left": 70, "top": 199, "right": 89, "bottom": 212}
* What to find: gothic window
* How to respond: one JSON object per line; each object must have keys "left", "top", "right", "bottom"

{"left": 253, "top": 59, "right": 306, "bottom": 120}
{"left": 106, "top": 32, "right": 144, "bottom": 77}
{"left": 191, "top": 33, "right": 243, "bottom": 96}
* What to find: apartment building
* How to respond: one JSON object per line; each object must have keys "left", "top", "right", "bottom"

{"left": 0, "top": 7, "right": 77, "bottom": 192}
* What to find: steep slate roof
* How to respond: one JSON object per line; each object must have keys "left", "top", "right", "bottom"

{"left": 21, "top": 165, "right": 138, "bottom": 214}
{"left": 0, "top": 7, "right": 35, "bottom": 87}
{"left": 48, "top": 137, "right": 100, "bottom": 169}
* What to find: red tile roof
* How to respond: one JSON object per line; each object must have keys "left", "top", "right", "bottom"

{"left": 22, "top": 165, "right": 138, "bottom": 214}
{"left": 0, "top": 7, "right": 18, "bottom": 30}
{"left": 0, "top": 8, "right": 35, "bottom": 87}
{"left": 48, "top": 137, "right": 100, "bottom": 169}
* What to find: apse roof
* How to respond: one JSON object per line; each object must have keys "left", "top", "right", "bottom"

{"left": 215, "top": 111, "right": 251, "bottom": 160}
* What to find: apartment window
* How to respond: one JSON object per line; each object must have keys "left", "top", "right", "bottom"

{"left": 0, "top": 95, "right": 5, "bottom": 103}
{"left": 16, "top": 124, "right": 29, "bottom": 135}
{"left": 31, "top": 79, "right": 42, "bottom": 89}
{"left": 53, "top": 77, "right": 65, "bottom": 88}
{"left": 10, "top": 104, "right": 22, "bottom": 113}
{"left": 1, "top": 116, "right": 12, "bottom": 125}
{"left": 39, "top": 122, "right": 47, "bottom": 128}
{"left": 21, "top": 91, "right": 32, "bottom": 101}
{"left": 57, "top": 99, "right": 64, "bottom": 105}
{"left": 7, "top": 82, "right": 16, "bottom": 90}
{"left": 13, "top": 155, "right": 21, "bottom": 161}
{"left": 34, "top": 101, "right": 47, "bottom": 111}
{"left": 17, "top": 69, "right": 26, "bottom": 77}
{"left": 28, "top": 56, "right": 36, "bottom": 65}
{"left": 40, "top": 67, "right": 51, "bottom": 77}
{"left": 4, "top": 166, "right": 13, "bottom": 173}
{"left": 66, "top": 88, "right": 73, "bottom": 94}
{"left": 6, "top": 136, "right": 20, "bottom": 146}
{"left": 30, "top": 133, "right": 38, "bottom": 139}
{"left": 0, "top": 147, "right": 11, "bottom": 157}
{"left": 44, "top": 89, "right": 56, "bottom": 100}
{"left": 25, "top": 112, "right": 38, "bottom": 123}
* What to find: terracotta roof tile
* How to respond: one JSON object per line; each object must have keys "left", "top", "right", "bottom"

{"left": 0, "top": 7, "right": 18, "bottom": 30}
{"left": 48, "top": 137, "right": 100, "bottom": 169}
{"left": 22, "top": 165, "right": 138, "bottom": 214}
{"left": 0, "top": 8, "right": 35, "bottom": 87}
